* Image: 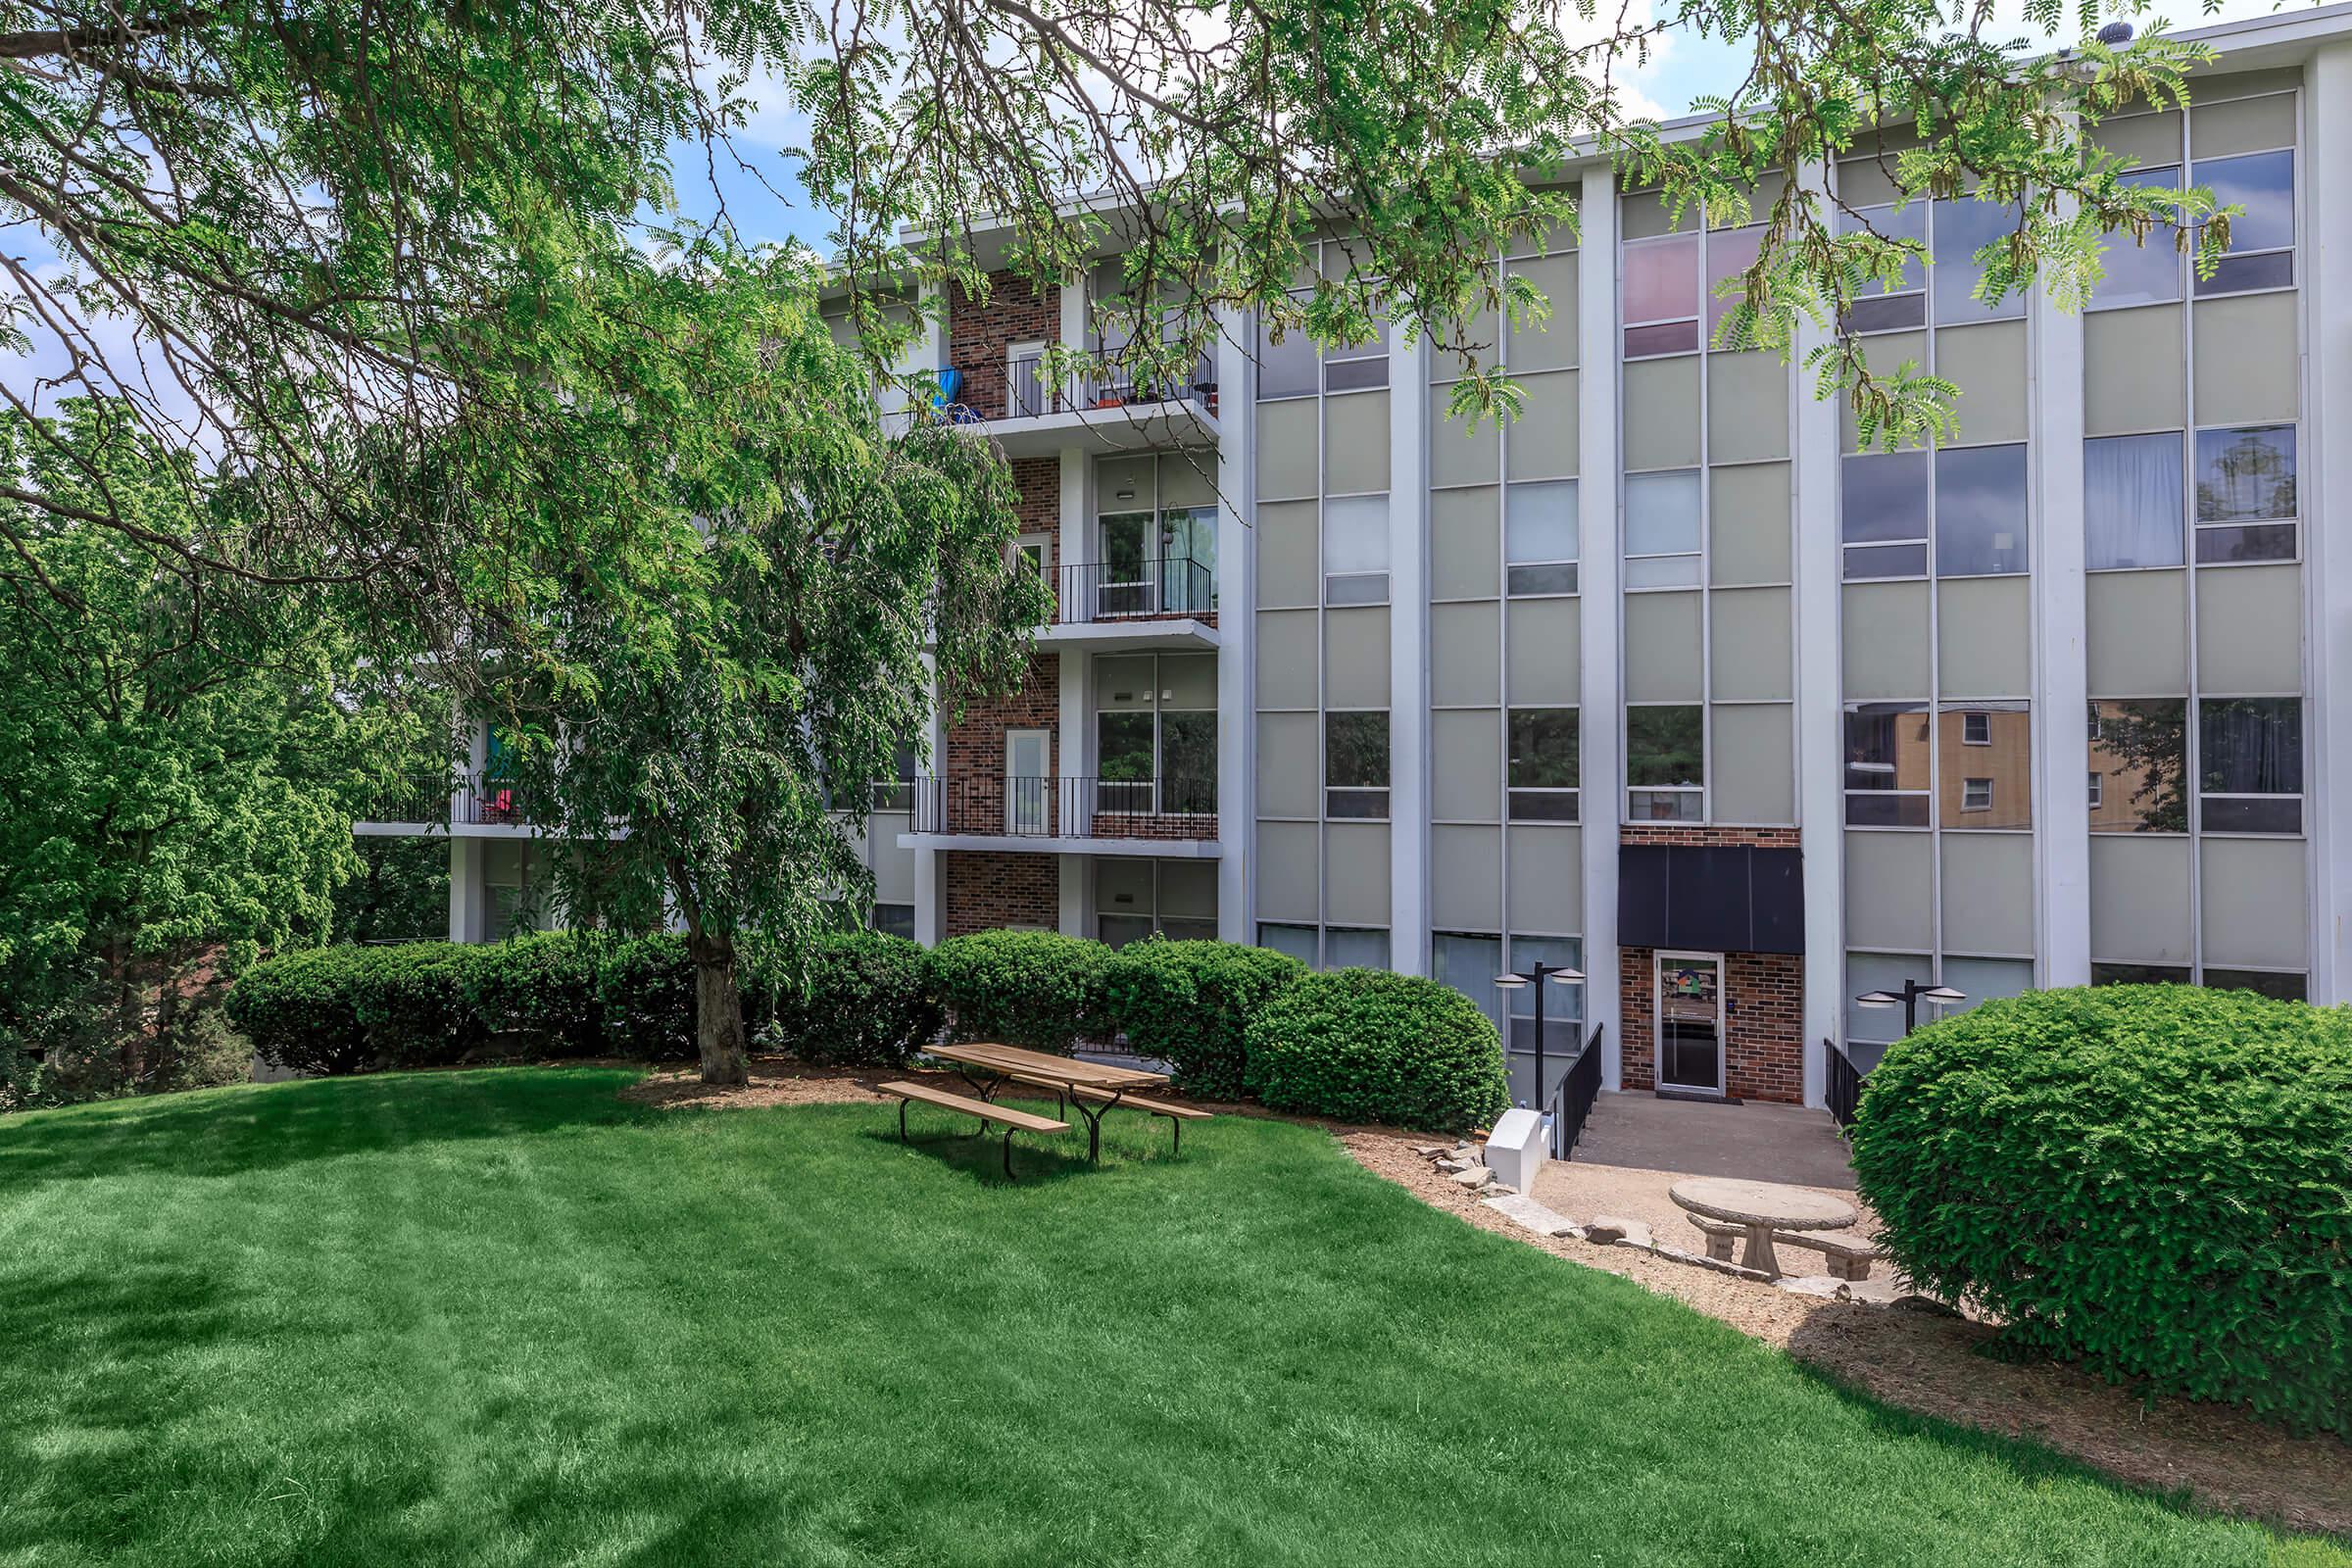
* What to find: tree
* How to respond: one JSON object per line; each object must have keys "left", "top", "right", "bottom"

{"left": 0, "top": 401, "right": 370, "bottom": 1093}
{"left": 451, "top": 240, "right": 1047, "bottom": 1083}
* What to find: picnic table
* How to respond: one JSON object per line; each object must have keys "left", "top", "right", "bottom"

{"left": 1667, "top": 1176, "right": 1858, "bottom": 1278}
{"left": 924, "top": 1041, "right": 1193, "bottom": 1161}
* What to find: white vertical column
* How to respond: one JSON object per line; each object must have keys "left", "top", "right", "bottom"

{"left": 1058, "top": 641, "right": 1091, "bottom": 937}
{"left": 1791, "top": 163, "right": 1846, "bottom": 1105}
{"left": 2307, "top": 43, "right": 2352, "bottom": 1003}
{"left": 447, "top": 838, "right": 486, "bottom": 943}
{"left": 1215, "top": 304, "right": 1258, "bottom": 942}
{"left": 2029, "top": 145, "right": 2092, "bottom": 990}
{"left": 913, "top": 653, "right": 948, "bottom": 946}
{"left": 1577, "top": 165, "right": 1625, "bottom": 1088}
{"left": 1388, "top": 323, "right": 1432, "bottom": 974}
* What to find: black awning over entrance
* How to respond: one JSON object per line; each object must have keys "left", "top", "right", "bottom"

{"left": 1618, "top": 844, "right": 1804, "bottom": 956}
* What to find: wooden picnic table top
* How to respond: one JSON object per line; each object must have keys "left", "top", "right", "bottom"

{"left": 927, "top": 1040, "right": 1168, "bottom": 1092}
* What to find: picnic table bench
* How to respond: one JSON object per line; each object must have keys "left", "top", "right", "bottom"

{"left": 918, "top": 1041, "right": 1208, "bottom": 1162}
{"left": 877, "top": 1079, "right": 1069, "bottom": 1179}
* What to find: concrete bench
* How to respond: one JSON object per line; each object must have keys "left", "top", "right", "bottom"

{"left": 878, "top": 1080, "right": 1069, "bottom": 1180}
{"left": 1688, "top": 1215, "right": 1882, "bottom": 1280}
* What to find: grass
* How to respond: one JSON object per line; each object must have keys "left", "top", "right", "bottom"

{"left": 0, "top": 1067, "right": 2341, "bottom": 1567}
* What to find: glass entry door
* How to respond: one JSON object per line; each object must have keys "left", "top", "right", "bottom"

{"left": 1004, "top": 730, "right": 1052, "bottom": 834}
{"left": 1654, "top": 953, "right": 1725, "bottom": 1094}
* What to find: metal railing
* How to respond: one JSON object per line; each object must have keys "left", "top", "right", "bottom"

{"left": 1054, "top": 554, "right": 1214, "bottom": 623}
{"left": 1001, "top": 352, "right": 1217, "bottom": 418}
{"left": 1824, "top": 1036, "right": 1866, "bottom": 1129}
{"left": 910, "top": 774, "right": 1216, "bottom": 840}
{"left": 358, "top": 771, "right": 532, "bottom": 828}
{"left": 1546, "top": 1023, "right": 1606, "bottom": 1159}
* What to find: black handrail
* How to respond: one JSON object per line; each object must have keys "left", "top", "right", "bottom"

{"left": 910, "top": 775, "right": 1217, "bottom": 839}
{"left": 1546, "top": 1022, "right": 1606, "bottom": 1159}
{"left": 1054, "top": 554, "right": 1214, "bottom": 623}
{"left": 356, "top": 771, "right": 533, "bottom": 828}
{"left": 1824, "top": 1036, "right": 1866, "bottom": 1129}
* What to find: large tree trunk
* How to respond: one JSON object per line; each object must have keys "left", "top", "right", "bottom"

{"left": 687, "top": 931, "right": 749, "bottom": 1085}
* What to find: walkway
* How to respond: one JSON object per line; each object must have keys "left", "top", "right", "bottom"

{"left": 1565, "top": 1091, "right": 1855, "bottom": 1189}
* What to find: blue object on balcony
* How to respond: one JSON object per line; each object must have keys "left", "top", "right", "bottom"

{"left": 931, "top": 368, "right": 982, "bottom": 424}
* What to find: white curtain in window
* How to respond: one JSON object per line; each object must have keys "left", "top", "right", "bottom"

{"left": 1323, "top": 494, "right": 1391, "bottom": 575}
{"left": 2085, "top": 433, "right": 2184, "bottom": 568}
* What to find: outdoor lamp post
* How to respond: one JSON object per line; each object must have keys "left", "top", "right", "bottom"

{"left": 1854, "top": 979, "right": 1967, "bottom": 1036}
{"left": 1494, "top": 962, "right": 1586, "bottom": 1127}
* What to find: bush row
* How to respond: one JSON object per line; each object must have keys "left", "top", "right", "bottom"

{"left": 228, "top": 929, "right": 1509, "bottom": 1131}
{"left": 1850, "top": 984, "right": 2351, "bottom": 1436}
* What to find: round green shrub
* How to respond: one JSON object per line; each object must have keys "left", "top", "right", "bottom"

{"left": 746, "top": 931, "right": 943, "bottom": 1066}
{"left": 1102, "top": 937, "right": 1305, "bottom": 1098}
{"left": 226, "top": 947, "right": 373, "bottom": 1075}
{"left": 925, "top": 929, "right": 1110, "bottom": 1054}
{"left": 1850, "top": 984, "right": 2352, "bottom": 1434}
{"left": 352, "top": 943, "right": 489, "bottom": 1067}
{"left": 1242, "top": 968, "right": 1508, "bottom": 1133}
{"left": 465, "top": 932, "right": 610, "bottom": 1056}
{"left": 594, "top": 934, "right": 695, "bottom": 1059}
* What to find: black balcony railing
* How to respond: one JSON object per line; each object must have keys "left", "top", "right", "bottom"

{"left": 358, "top": 771, "right": 533, "bottom": 828}
{"left": 1001, "top": 352, "right": 1218, "bottom": 419}
{"left": 911, "top": 774, "right": 1216, "bottom": 840}
{"left": 1054, "top": 554, "right": 1214, "bottom": 624}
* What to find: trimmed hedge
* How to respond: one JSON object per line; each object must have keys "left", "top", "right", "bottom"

{"left": 464, "top": 932, "right": 610, "bottom": 1055}
{"left": 593, "top": 934, "right": 696, "bottom": 1058}
{"left": 1243, "top": 968, "right": 1508, "bottom": 1134}
{"left": 926, "top": 929, "right": 1110, "bottom": 1054}
{"left": 748, "top": 931, "right": 942, "bottom": 1066}
{"left": 1103, "top": 937, "right": 1304, "bottom": 1098}
{"left": 1850, "top": 984, "right": 2352, "bottom": 1435}
{"left": 223, "top": 946, "right": 374, "bottom": 1076}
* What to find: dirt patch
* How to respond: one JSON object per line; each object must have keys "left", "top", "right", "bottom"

{"left": 1343, "top": 1127, "right": 2352, "bottom": 1540}
{"left": 620, "top": 1060, "right": 906, "bottom": 1110}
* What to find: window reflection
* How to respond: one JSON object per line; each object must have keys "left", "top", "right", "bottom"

{"left": 2088, "top": 699, "right": 2188, "bottom": 833}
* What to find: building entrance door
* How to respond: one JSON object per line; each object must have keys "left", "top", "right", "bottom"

{"left": 1654, "top": 952, "right": 1725, "bottom": 1094}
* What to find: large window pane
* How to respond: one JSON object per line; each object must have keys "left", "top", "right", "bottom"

{"left": 1841, "top": 451, "right": 1931, "bottom": 545}
{"left": 1099, "top": 711, "right": 1154, "bottom": 782}
{"left": 1623, "top": 233, "right": 1699, "bottom": 324}
{"left": 2091, "top": 168, "right": 2183, "bottom": 309}
{"left": 1625, "top": 469, "right": 1702, "bottom": 558}
{"left": 1508, "top": 708, "right": 1579, "bottom": 821}
{"left": 2194, "top": 425, "right": 2296, "bottom": 523}
{"left": 1933, "top": 197, "right": 2027, "bottom": 322}
{"left": 1935, "top": 445, "right": 2029, "bottom": 576}
{"left": 1435, "top": 932, "right": 1507, "bottom": 1040}
{"left": 1505, "top": 480, "right": 1578, "bottom": 564}
{"left": 2091, "top": 961, "right": 2190, "bottom": 987}
{"left": 1256, "top": 308, "right": 1318, "bottom": 399}
{"left": 1845, "top": 952, "right": 1934, "bottom": 1054}
{"left": 2192, "top": 150, "right": 2294, "bottom": 296}
{"left": 1327, "top": 710, "right": 1390, "bottom": 818}
{"left": 1324, "top": 493, "right": 1390, "bottom": 573}
{"left": 1626, "top": 704, "right": 1703, "bottom": 822}
{"left": 1844, "top": 702, "right": 1930, "bottom": 826}
{"left": 1162, "top": 711, "right": 1218, "bottom": 800}
{"left": 1937, "top": 704, "right": 2032, "bottom": 829}
{"left": 2202, "top": 968, "right": 2306, "bottom": 1001}
{"left": 1258, "top": 922, "right": 1319, "bottom": 963}
{"left": 2199, "top": 697, "right": 2301, "bottom": 833}
{"left": 2088, "top": 699, "right": 2188, "bottom": 833}
{"left": 1507, "top": 934, "right": 1586, "bottom": 1070}
{"left": 1705, "top": 225, "right": 1764, "bottom": 342}
{"left": 1326, "top": 927, "right": 1392, "bottom": 970}
{"left": 2084, "top": 432, "right": 2185, "bottom": 569}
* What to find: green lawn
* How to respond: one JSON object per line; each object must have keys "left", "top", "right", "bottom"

{"left": 0, "top": 1068, "right": 2339, "bottom": 1567}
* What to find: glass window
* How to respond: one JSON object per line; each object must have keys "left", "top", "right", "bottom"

{"left": 1705, "top": 225, "right": 1765, "bottom": 344}
{"left": 1507, "top": 709, "right": 1580, "bottom": 821}
{"left": 1836, "top": 201, "right": 1928, "bottom": 332}
{"left": 871, "top": 903, "right": 915, "bottom": 941}
{"left": 1937, "top": 956, "right": 2035, "bottom": 1019}
{"left": 1505, "top": 480, "right": 1579, "bottom": 595}
{"left": 1324, "top": 493, "right": 1390, "bottom": 603}
{"left": 2202, "top": 968, "right": 2306, "bottom": 1002}
{"left": 1435, "top": 932, "right": 1507, "bottom": 1043}
{"left": 1845, "top": 952, "right": 1934, "bottom": 1049}
{"left": 2088, "top": 699, "right": 2189, "bottom": 833}
{"left": 1841, "top": 450, "right": 1931, "bottom": 579}
{"left": 2198, "top": 697, "right": 2301, "bottom": 834}
{"left": 1256, "top": 303, "right": 1318, "bottom": 400}
{"left": 1258, "top": 922, "right": 1319, "bottom": 964}
{"left": 1623, "top": 232, "right": 1700, "bottom": 356}
{"left": 1095, "top": 654, "right": 1217, "bottom": 813}
{"left": 1098, "top": 710, "right": 1154, "bottom": 782}
{"left": 2091, "top": 962, "right": 2190, "bottom": 986}
{"left": 1507, "top": 934, "right": 1586, "bottom": 1069}
{"left": 1326, "top": 927, "right": 1392, "bottom": 970}
{"left": 2192, "top": 150, "right": 2294, "bottom": 296}
{"left": 870, "top": 739, "right": 919, "bottom": 812}
{"left": 1099, "top": 914, "right": 1154, "bottom": 949}
{"left": 2194, "top": 425, "right": 2296, "bottom": 563}
{"left": 1843, "top": 702, "right": 1930, "bottom": 826}
{"left": 2091, "top": 167, "right": 2184, "bottom": 310}
{"left": 1326, "top": 710, "right": 1390, "bottom": 818}
{"left": 1626, "top": 705, "right": 1703, "bottom": 821}
{"left": 1324, "top": 336, "right": 1389, "bottom": 393}
{"left": 1933, "top": 197, "right": 2027, "bottom": 322}
{"left": 1624, "top": 469, "right": 1702, "bottom": 588}
{"left": 1935, "top": 444, "right": 2029, "bottom": 576}
{"left": 2084, "top": 432, "right": 2185, "bottom": 569}
{"left": 1938, "top": 705, "right": 2031, "bottom": 829}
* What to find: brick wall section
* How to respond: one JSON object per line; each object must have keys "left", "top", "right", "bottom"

{"left": 945, "top": 852, "right": 1060, "bottom": 936}
{"left": 1616, "top": 823, "right": 1805, "bottom": 1103}
{"left": 948, "top": 270, "right": 1059, "bottom": 419}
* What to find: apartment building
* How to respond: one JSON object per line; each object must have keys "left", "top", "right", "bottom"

{"left": 365, "top": 4, "right": 2352, "bottom": 1113}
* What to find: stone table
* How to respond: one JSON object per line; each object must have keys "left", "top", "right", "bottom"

{"left": 1667, "top": 1176, "right": 1858, "bottom": 1278}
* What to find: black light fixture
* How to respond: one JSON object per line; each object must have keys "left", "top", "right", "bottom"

{"left": 1854, "top": 978, "right": 1966, "bottom": 1036}
{"left": 1494, "top": 960, "right": 1586, "bottom": 1123}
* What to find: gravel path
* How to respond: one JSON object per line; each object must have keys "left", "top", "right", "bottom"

{"left": 1342, "top": 1126, "right": 2352, "bottom": 1539}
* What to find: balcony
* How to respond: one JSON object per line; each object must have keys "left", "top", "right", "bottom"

{"left": 353, "top": 772, "right": 535, "bottom": 836}
{"left": 933, "top": 354, "right": 1220, "bottom": 458}
{"left": 1046, "top": 553, "right": 1218, "bottom": 649}
{"left": 900, "top": 775, "right": 1220, "bottom": 858}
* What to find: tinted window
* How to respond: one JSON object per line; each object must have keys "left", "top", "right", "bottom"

{"left": 1935, "top": 444, "right": 2030, "bottom": 576}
